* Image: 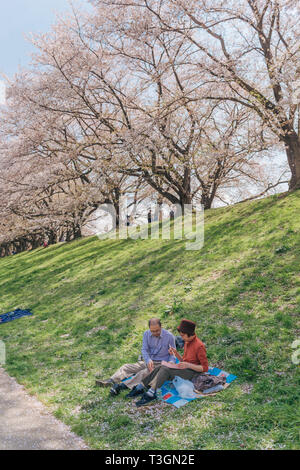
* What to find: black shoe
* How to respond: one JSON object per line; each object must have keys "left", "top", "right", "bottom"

{"left": 136, "top": 392, "right": 157, "bottom": 407}
{"left": 110, "top": 382, "right": 128, "bottom": 396}
{"left": 125, "top": 386, "right": 145, "bottom": 399}
{"left": 95, "top": 378, "right": 115, "bottom": 388}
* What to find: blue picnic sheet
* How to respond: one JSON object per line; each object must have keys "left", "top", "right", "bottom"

{"left": 159, "top": 366, "right": 237, "bottom": 408}
{"left": 0, "top": 309, "right": 33, "bottom": 324}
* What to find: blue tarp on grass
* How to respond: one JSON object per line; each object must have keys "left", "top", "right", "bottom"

{"left": 159, "top": 366, "right": 237, "bottom": 408}
{"left": 0, "top": 309, "right": 33, "bottom": 324}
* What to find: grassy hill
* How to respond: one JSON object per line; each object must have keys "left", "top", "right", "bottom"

{"left": 0, "top": 191, "right": 299, "bottom": 450}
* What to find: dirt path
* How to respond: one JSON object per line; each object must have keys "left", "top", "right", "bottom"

{"left": 0, "top": 368, "right": 89, "bottom": 450}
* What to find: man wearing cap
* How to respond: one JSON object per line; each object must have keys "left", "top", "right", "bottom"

{"left": 136, "top": 319, "right": 208, "bottom": 407}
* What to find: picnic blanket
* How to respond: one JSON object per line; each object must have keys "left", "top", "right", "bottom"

{"left": 0, "top": 309, "right": 33, "bottom": 325}
{"left": 159, "top": 366, "right": 237, "bottom": 408}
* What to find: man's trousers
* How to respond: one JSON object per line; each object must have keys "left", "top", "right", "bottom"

{"left": 142, "top": 365, "right": 198, "bottom": 390}
{"left": 110, "top": 360, "right": 161, "bottom": 389}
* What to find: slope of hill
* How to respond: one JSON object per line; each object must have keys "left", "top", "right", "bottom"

{"left": 0, "top": 191, "right": 299, "bottom": 450}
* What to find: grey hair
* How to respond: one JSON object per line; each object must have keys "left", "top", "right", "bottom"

{"left": 148, "top": 318, "right": 161, "bottom": 327}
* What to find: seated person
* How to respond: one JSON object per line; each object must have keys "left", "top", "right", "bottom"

{"left": 135, "top": 318, "right": 208, "bottom": 407}
{"left": 95, "top": 318, "right": 176, "bottom": 397}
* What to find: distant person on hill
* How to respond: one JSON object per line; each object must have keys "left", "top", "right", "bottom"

{"left": 43, "top": 240, "right": 48, "bottom": 248}
{"left": 95, "top": 318, "right": 176, "bottom": 398}
{"left": 135, "top": 319, "right": 209, "bottom": 407}
{"left": 147, "top": 209, "right": 152, "bottom": 224}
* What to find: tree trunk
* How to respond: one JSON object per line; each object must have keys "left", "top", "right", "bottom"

{"left": 66, "top": 229, "right": 72, "bottom": 242}
{"left": 154, "top": 195, "right": 163, "bottom": 222}
{"left": 200, "top": 185, "right": 214, "bottom": 210}
{"left": 47, "top": 230, "right": 57, "bottom": 245}
{"left": 112, "top": 187, "right": 121, "bottom": 231}
{"left": 285, "top": 134, "right": 300, "bottom": 191}
{"left": 73, "top": 224, "right": 82, "bottom": 239}
{"left": 201, "top": 195, "right": 212, "bottom": 210}
{"left": 180, "top": 167, "right": 192, "bottom": 212}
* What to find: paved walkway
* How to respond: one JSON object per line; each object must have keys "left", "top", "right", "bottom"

{"left": 0, "top": 368, "right": 89, "bottom": 450}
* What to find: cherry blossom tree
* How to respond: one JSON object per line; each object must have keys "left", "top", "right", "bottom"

{"left": 94, "top": 0, "right": 299, "bottom": 190}
{"left": 0, "top": 73, "right": 133, "bottom": 251}
{"left": 28, "top": 4, "right": 283, "bottom": 210}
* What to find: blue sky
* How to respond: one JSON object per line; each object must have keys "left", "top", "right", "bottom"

{"left": 0, "top": 0, "right": 91, "bottom": 79}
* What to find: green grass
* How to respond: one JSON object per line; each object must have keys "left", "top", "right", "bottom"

{"left": 0, "top": 191, "right": 300, "bottom": 450}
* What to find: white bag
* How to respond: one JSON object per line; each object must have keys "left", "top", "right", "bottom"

{"left": 172, "top": 376, "right": 197, "bottom": 399}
